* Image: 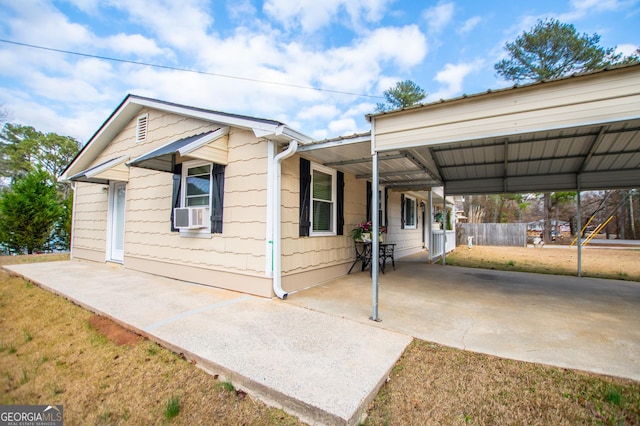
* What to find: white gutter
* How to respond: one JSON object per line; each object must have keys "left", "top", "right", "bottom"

{"left": 272, "top": 140, "right": 298, "bottom": 299}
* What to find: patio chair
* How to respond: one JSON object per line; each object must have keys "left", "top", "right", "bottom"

{"left": 379, "top": 243, "right": 396, "bottom": 273}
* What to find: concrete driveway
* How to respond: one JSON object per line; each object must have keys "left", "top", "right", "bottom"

{"left": 288, "top": 254, "right": 640, "bottom": 381}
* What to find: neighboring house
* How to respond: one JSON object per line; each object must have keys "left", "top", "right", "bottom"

{"left": 61, "top": 95, "right": 450, "bottom": 298}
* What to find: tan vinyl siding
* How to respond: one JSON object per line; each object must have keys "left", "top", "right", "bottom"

{"left": 71, "top": 109, "right": 271, "bottom": 294}
{"left": 123, "top": 129, "right": 268, "bottom": 275}
{"left": 188, "top": 135, "right": 228, "bottom": 165}
{"left": 98, "top": 108, "right": 219, "bottom": 162}
{"left": 280, "top": 156, "right": 366, "bottom": 279}
{"left": 72, "top": 182, "right": 108, "bottom": 256}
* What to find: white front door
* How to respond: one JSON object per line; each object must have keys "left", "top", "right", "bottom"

{"left": 108, "top": 181, "right": 126, "bottom": 263}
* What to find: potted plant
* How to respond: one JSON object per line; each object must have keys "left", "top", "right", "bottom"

{"left": 351, "top": 221, "right": 386, "bottom": 242}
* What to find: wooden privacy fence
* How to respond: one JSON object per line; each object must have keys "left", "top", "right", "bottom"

{"left": 457, "top": 223, "right": 527, "bottom": 247}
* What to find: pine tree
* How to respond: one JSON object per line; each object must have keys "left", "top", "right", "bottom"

{"left": 375, "top": 80, "right": 427, "bottom": 112}
{"left": 0, "top": 168, "right": 61, "bottom": 254}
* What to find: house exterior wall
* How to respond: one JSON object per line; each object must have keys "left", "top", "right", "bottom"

{"left": 71, "top": 108, "right": 273, "bottom": 297}
{"left": 384, "top": 190, "right": 426, "bottom": 258}
{"left": 279, "top": 156, "right": 427, "bottom": 293}
{"left": 280, "top": 155, "right": 363, "bottom": 292}
{"left": 71, "top": 107, "right": 431, "bottom": 297}
{"left": 71, "top": 182, "right": 109, "bottom": 262}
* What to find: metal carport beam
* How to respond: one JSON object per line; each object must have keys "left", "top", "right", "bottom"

{"left": 401, "top": 150, "right": 443, "bottom": 184}
{"left": 323, "top": 153, "right": 406, "bottom": 167}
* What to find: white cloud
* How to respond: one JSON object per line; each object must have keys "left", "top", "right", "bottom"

{"left": 0, "top": 87, "right": 110, "bottom": 142}
{"left": 570, "top": 0, "right": 634, "bottom": 12}
{"left": 311, "top": 25, "right": 428, "bottom": 96}
{"left": 428, "top": 60, "right": 484, "bottom": 101}
{"left": 227, "top": 0, "right": 258, "bottom": 20}
{"left": 63, "top": 0, "right": 101, "bottom": 15}
{"left": 263, "top": 0, "right": 391, "bottom": 32}
{"left": 103, "top": 33, "right": 168, "bottom": 57}
{"left": 3, "top": 0, "right": 93, "bottom": 47}
{"left": 328, "top": 117, "right": 358, "bottom": 135}
{"left": 558, "top": 0, "right": 639, "bottom": 20}
{"left": 617, "top": 43, "right": 639, "bottom": 56}
{"left": 423, "top": 1, "right": 455, "bottom": 33}
{"left": 296, "top": 104, "right": 340, "bottom": 121}
{"left": 191, "top": 23, "right": 426, "bottom": 113}
{"left": 107, "top": 0, "right": 213, "bottom": 51}
{"left": 458, "top": 16, "right": 482, "bottom": 34}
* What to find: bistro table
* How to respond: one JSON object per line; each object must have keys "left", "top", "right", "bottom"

{"left": 347, "top": 242, "right": 396, "bottom": 274}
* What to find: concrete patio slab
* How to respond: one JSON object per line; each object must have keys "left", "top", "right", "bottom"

{"left": 288, "top": 255, "right": 640, "bottom": 381}
{"left": 3, "top": 260, "right": 412, "bottom": 426}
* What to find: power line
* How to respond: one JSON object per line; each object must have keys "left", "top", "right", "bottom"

{"left": 0, "top": 38, "right": 384, "bottom": 100}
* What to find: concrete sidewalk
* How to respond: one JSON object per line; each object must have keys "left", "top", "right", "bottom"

{"left": 3, "top": 261, "right": 411, "bottom": 426}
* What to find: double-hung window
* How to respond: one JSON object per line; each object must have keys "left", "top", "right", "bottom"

{"left": 183, "top": 163, "right": 211, "bottom": 207}
{"left": 171, "top": 160, "right": 225, "bottom": 236}
{"left": 178, "top": 161, "right": 212, "bottom": 235}
{"left": 311, "top": 164, "right": 337, "bottom": 235}
{"left": 403, "top": 195, "right": 417, "bottom": 229}
{"left": 299, "top": 158, "right": 343, "bottom": 237}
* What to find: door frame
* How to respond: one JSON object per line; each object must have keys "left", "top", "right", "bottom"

{"left": 106, "top": 181, "right": 126, "bottom": 263}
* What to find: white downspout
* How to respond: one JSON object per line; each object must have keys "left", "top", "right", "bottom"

{"left": 70, "top": 181, "right": 77, "bottom": 260}
{"left": 272, "top": 140, "right": 298, "bottom": 299}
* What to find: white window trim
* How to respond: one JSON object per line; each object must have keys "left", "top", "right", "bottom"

{"left": 404, "top": 194, "right": 417, "bottom": 229}
{"left": 310, "top": 163, "right": 337, "bottom": 237}
{"left": 136, "top": 113, "right": 148, "bottom": 142}
{"left": 179, "top": 160, "right": 212, "bottom": 238}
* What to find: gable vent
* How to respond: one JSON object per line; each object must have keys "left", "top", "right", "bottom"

{"left": 136, "top": 114, "right": 148, "bottom": 142}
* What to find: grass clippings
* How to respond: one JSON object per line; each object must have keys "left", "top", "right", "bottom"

{"left": 1, "top": 254, "right": 639, "bottom": 425}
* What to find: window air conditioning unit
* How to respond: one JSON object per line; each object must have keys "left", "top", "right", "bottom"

{"left": 173, "top": 207, "right": 209, "bottom": 229}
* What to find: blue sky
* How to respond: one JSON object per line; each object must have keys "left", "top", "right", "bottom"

{"left": 0, "top": 0, "right": 638, "bottom": 144}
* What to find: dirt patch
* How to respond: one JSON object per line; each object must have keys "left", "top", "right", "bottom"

{"left": 88, "top": 314, "right": 145, "bottom": 347}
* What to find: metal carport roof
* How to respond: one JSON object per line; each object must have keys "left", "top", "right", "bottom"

{"left": 300, "top": 64, "right": 640, "bottom": 322}
{"left": 300, "top": 64, "right": 640, "bottom": 196}
{"left": 369, "top": 63, "right": 640, "bottom": 195}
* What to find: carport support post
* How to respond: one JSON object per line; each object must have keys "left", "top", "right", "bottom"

{"left": 577, "top": 190, "right": 582, "bottom": 277}
{"left": 428, "top": 190, "right": 433, "bottom": 263}
{"left": 371, "top": 151, "right": 380, "bottom": 322}
{"left": 442, "top": 192, "right": 446, "bottom": 265}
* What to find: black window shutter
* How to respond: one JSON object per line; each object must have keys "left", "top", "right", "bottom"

{"left": 366, "top": 181, "right": 372, "bottom": 222}
{"left": 170, "top": 163, "right": 182, "bottom": 232}
{"left": 337, "top": 171, "right": 344, "bottom": 235}
{"left": 384, "top": 188, "right": 389, "bottom": 227}
{"left": 400, "top": 194, "right": 405, "bottom": 229}
{"left": 299, "top": 158, "right": 311, "bottom": 237}
{"left": 211, "top": 164, "right": 225, "bottom": 234}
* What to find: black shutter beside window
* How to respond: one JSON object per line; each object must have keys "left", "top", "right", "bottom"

{"left": 170, "top": 163, "right": 182, "bottom": 232}
{"left": 401, "top": 193, "right": 405, "bottom": 229}
{"left": 384, "top": 188, "right": 389, "bottom": 227}
{"left": 211, "top": 164, "right": 225, "bottom": 234}
{"left": 299, "top": 158, "right": 311, "bottom": 237}
{"left": 366, "top": 181, "right": 372, "bottom": 222}
{"left": 337, "top": 171, "right": 344, "bottom": 235}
